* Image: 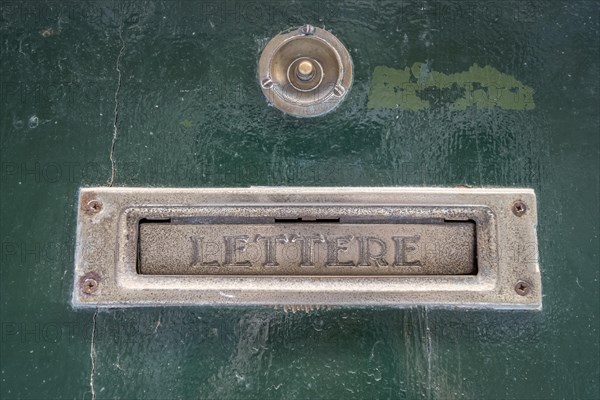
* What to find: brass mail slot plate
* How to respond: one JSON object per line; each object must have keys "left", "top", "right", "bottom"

{"left": 73, "top": 187, "right": 542, "bottom": 309}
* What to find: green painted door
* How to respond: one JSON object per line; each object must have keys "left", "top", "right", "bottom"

{"left": 1, "top": 1, "right": 598, "bottom": 399}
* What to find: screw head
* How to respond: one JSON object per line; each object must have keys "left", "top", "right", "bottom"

{"left": 80, "top": 273, "right": 100, "bottom": 294}
{"left": 512, "top": 200, "right": 527, "bottom": 217}
{"left": 86, "top": 199, "right": 103, "bottom": 214}
{"left": 333, "top": 85, "right": 346, "bottom": 97}
{"left": 514, "top": 280, "right": 531, "bottom": 296}
{"left": 261, "top": 78, "right": 273, "bottom": 89}
{"left": 300, "top": 24, "right": 315, "bottom": 35}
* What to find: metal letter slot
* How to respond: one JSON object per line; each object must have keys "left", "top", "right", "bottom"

{"left": 73, "top": 187, "right": 542, "bottom": 309}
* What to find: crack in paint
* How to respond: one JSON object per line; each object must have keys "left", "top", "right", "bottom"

{"left": 89, "top": 309, "right": 98, "bottom": 400}
{"left": 107, "top": 18, "right": 126, "bottom": 187}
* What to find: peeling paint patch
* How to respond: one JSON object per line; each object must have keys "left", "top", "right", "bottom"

{"left": 180, "top": 118, "right": 193, "bottom": 128}
{"left": 368, "top": 63, "right": 535, "bottom": 111}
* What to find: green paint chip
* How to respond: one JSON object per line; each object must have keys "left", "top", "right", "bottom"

{"left": 368, "top": 63, "right": 535, "bottom": 111}
{"left": 180, "top": 119, "right": 193, "bottom": 128}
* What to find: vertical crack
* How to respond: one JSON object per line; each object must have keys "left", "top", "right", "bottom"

{"left": 89, "top": 309, "right": 98, "bottom": 400}
{"left": 424, "top": 307, "right": 432, "bottom": 400}
{"left": 107, "top": 18, "right": 126, "bottom": 187}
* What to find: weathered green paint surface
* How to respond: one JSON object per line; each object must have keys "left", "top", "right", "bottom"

{"left": 1, "top": 1, "right": 598, "bottom": 399}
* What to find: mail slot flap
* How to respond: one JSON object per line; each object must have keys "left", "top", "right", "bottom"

{"left": 138, "top": 222, "right": 476, "bottom": 275}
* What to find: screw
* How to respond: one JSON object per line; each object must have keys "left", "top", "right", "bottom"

{"left": 86, "top": 199, "right": 103, "bottom": 214}
{"left": 514, "top": 280, "right": 531, "bottom": 296}
{"left": 81, "top": 273, "right": 100, "bottom": 294}
{"left": 300, "top": 24, "right": 315, "bottom": 35}
{"left": 261, "top": 78, "right": 274, "bottom": 89}
{"left": 512, "top": 200, "right": 527, "bottom": 217}
{"left": 333, "top": 85, "right": 346, "bottom": 97}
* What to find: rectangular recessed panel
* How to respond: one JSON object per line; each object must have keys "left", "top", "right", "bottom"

{"left": 72, "top": 187, "right": 542, "bottom": 309}
{"left": 138, "top": 222, "right": 476, "bottom": 275}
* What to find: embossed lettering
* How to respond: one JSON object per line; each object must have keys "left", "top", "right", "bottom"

{"left": 357, "top": 236, "right": 388, "bottom": 267}
{"left": 326, "top": 235, "right": 355, "bottom": 267}
{"left": 223, "top": 235, "right": 252, "bottom": 267}
{"left": 290, "top": 234, "right": 325, "bottom": 267}
{"left": 255, "top": 234, "right": 288, "bottom": 267}
{"left": 392, "top": 235, "right": 421, "bottom": 267}
{"left": 190, "top": 236, "right": 220, "bottom": 267}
